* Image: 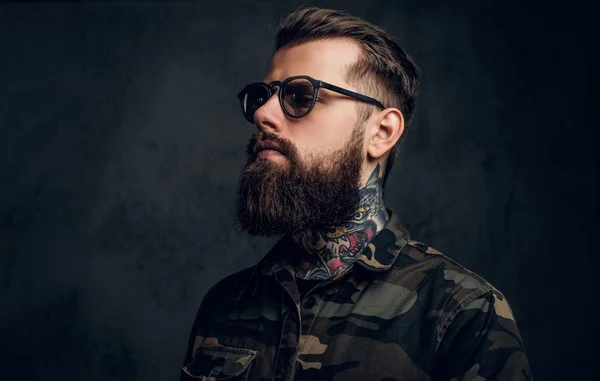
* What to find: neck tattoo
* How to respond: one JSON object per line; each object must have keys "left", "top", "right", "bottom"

{"left": 291, "top": 164, "right": 390, "bottom": 280}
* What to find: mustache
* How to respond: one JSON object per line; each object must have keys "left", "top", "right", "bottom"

{"left": 245, "top": 132, "right": 297, "bottom": 159}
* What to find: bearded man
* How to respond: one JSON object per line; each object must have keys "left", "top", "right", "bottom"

{"left": 180, "top": 7, "right": 531, "bottom": 381}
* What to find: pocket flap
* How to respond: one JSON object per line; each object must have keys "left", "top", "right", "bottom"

{"left": 182, "top": 344, "right": 257, "bottom": 380}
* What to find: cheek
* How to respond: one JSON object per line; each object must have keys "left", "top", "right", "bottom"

{"left": 291, "top": 113, "right": 357, "bottom": 156}
{"left": 296, "top": 139, "right": 351, "bottom": 171}
{"left": 292, "top": 143, "right": 334, "bottom": 171}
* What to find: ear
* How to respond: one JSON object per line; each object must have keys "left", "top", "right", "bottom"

{"left": 366, "top": 108, "right": 405, "bottom": 160}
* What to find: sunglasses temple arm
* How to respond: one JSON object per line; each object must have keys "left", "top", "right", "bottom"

{"left": 320, "top": 81, "right": 385, "bottom": 109}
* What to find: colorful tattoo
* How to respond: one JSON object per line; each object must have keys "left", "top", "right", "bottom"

{"left": 291, "top": 164, "right": 389, "bottom": 280}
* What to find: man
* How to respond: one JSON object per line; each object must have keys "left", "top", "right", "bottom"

{"left": 181, "top": 7, "right": 531, "bottom": 381}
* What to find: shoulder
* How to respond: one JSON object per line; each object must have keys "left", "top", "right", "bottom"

{"left": 389, "top": 240, "right": 520, "bottom": 342}
{"left": 202, "top": 266, "right": 259, "bottom": 306}
{"left": 387, "top": 239, "right": 508, "bottom": 313}
{"left": 403, "top": 240, "right": 498, "bottom": 293}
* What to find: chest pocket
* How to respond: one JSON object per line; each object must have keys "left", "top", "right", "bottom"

{"left": 182, "top": 344, "right": 257, "bottom": 380}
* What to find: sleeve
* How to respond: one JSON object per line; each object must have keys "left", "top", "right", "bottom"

{"left": 433, "top": 290, "right": 533, "bottom": 381}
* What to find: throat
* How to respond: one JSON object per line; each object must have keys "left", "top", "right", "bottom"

{"left": 290, "top": 168, "right": 389, "bottom": 280}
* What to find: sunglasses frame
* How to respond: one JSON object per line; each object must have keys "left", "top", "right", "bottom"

{"left": 237, "top": 75, "right": 386, "bottom": 123}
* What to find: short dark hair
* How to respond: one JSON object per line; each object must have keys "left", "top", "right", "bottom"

{"left": 275, "top": 7, "right": 420, "bottom": 187}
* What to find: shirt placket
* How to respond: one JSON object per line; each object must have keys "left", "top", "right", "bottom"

{"left": 273, "top": 268, "right": 301, "bottom": 381}
{"left": 287, "top": 286, "right": 327, "bottom": 381}
{"left": 273, "top": 268, "right": 347, "bottom": 381}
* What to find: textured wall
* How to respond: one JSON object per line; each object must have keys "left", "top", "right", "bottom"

{"left": 0, "top": 1, "right": 596, "bottom": 380}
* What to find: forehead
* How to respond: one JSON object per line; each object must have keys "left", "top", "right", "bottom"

{"left": 265, "top": 38, "right": 361, "bottom": 86}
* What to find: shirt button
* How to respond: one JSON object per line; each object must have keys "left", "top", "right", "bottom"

{"left": 303, "top": 296, "right": 317, "bottom": 309}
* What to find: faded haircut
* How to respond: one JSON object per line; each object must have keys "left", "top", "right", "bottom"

{"left": 275, "top": 7, "right": 420, "bottom": 187}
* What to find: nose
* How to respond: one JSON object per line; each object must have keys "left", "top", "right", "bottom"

{"left": 253, "top": 87, "right": 285, "bottom": 133}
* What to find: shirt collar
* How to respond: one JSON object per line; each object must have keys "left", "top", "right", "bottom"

{"left": 353, "top": 209, "right": 410, "bottom": 271}
{"left": 236, "top": 210, "right": 410, "bottom": 303}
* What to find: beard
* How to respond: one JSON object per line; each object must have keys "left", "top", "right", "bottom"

{"left": 236, "top": 125, "right": 364, "bottom": 236}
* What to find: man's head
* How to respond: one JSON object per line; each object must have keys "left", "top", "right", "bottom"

{"left": 236, "top": 7, "right": 420, "bottom": 236}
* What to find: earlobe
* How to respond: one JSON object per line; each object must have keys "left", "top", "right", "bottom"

{"left": 366, "top": 109, "right": 405, "bottom": 160}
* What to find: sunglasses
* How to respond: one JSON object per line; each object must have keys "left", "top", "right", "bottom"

{"left": 237, "top": 75, "right": 385, "bottom": 123}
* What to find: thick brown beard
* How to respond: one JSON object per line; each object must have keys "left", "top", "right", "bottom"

{"left": 236, "top": 126, "right": 364, "bottom": 236}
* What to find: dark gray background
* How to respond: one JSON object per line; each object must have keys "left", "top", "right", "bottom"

{"left": 1, "top": 1, "right": 597, "bottom": 380}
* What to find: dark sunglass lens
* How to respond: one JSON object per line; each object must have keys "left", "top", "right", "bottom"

{"left": 241, "top": 84, "right": 270, "bottom": 122}
{"left": 282, "top": 79, "right": 314, "bottom": 117}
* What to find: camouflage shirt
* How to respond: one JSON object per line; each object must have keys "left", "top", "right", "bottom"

{"left": 180, "top": 210, "right": 532, "bottom": 381}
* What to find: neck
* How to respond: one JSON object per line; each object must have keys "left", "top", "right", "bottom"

{"left": 291, "top": 164, "right": 390, "bottom": 280}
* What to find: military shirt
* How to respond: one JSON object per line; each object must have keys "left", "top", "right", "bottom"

{"left": 180, "top": 210, "right": 532, "bottom": 381}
